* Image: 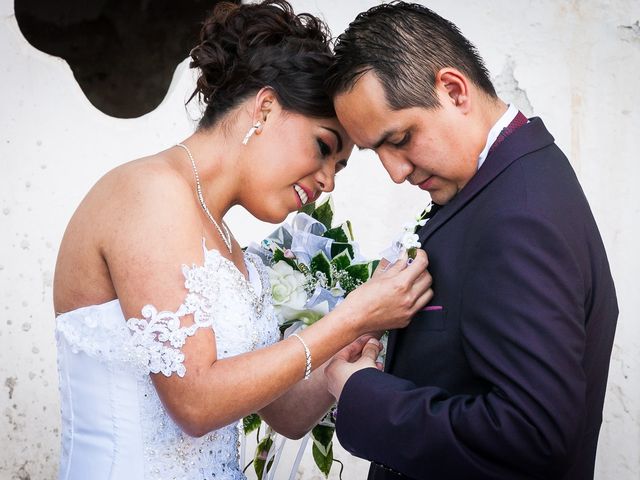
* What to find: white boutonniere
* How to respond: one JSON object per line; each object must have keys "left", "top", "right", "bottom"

{"left": 381, "top": 202, "right": 435, "bottom": 262}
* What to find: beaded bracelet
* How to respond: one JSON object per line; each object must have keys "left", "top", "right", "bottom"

{"left": 290, "top": 333, "right": 312, "bottom": 380}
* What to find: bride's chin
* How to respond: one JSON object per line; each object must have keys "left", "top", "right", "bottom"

{"left": 270, "top": 211, "right": 290, "bottom": 224}
{"left": 251, "top": 206, "right": 290, "bottom": 224}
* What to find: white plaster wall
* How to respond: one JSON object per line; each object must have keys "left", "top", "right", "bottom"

{"left": 1, "top": 0, "right": 638, "bottom": 479}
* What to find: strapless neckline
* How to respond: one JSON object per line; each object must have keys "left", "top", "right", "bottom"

{"left": 56, "top": 241, "right": 264, "bottom": 318}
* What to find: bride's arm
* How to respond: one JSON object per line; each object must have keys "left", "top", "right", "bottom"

{"left": 257, "top": 264, "right": 394, "bottom": 438}
{"left": 257, "top": 363, "right": 334, "bottom": 439}
{"left": 104, "top": 171, "right": 432, "bottom": 437}
{"left": 256, "top": 336, "right": 376, "bottom": 439}
{"left": 144, "top": 276, "right": 422, "bottom": 437}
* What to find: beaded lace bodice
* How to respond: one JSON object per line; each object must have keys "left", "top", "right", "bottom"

{"left": 55, "top": 245, "right": 279, "bottom": 480}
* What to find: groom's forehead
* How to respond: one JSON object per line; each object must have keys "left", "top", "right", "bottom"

{"left": 334, "top": 74, "right": 396, "bottom": 145}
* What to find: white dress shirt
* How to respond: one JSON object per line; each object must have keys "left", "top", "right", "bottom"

{"left": 477, "top": 103, "right": 519, "bottom": 170}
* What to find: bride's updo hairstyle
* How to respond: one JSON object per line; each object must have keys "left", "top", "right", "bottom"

{"left": 188, "top": 0, "right": 335, "bottom": 129}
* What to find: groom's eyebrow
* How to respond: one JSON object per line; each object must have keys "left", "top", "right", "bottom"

{"left": 358, "top": 130, "right": 394, "bottom": 151}
{"left": 321, "top": 127, "right": 343, "bottom": 152}
{"left": 372, "top": 130, "right": 394, "bottom": 149}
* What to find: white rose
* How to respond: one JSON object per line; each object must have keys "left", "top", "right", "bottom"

{"left": 400, "top": 231, "right": 421, "bottom": 250}
{"left": 268, "top": 261, "right": 308, "bottom": 318}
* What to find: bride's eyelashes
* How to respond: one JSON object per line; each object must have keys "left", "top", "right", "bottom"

{"left": 317, "top": 138, "right": 332, "bottom": 157}
{"left": 318, "top": 139, "right": 349, "bottom": 174}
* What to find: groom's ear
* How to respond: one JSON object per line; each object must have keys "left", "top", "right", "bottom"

{"left": 436, "top": 68, "right": 471, "bottom": 114}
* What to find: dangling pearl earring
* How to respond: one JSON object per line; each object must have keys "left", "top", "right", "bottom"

{"left": 242, "top": 121, "right": 262, "bottom": 145}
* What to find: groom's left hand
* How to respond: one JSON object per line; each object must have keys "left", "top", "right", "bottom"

{"left": 326, "top": 338, "right": 383, "bottom": 399}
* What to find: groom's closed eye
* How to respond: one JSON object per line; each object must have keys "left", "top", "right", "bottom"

{"left": 357, "top": 128, "right": 409, "bottom": 152}
{"left": 389, "top": 132, "right": 411, "bottom": 148}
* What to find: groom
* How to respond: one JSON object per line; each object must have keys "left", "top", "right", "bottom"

{"left": 324, "top": 3, "right": 618, "bottom": 480}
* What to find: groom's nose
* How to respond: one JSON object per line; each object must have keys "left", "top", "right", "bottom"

{"left": 380, "top": 153, "right": 413, "bottom": 184}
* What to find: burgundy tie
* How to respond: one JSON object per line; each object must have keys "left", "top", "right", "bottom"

{"left": 488, "top": 111, "right": 528, "bottom": 155}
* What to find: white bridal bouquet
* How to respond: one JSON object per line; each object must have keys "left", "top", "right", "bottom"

{"left": 242, "top": 196, "right": 379, "bottom": 479}
{"left": 241, "top": 197, "right": 436, "bottom": 479}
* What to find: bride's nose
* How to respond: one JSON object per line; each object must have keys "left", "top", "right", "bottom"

{"left": 315, "top": 165, "right": 335, "bottom": 192}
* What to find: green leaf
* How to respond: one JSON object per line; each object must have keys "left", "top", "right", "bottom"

{"left": 312, "top": 198, "right": 334, "bottom": 230}
{"left": 279, "top": 322, "right": 295, "bottom": 336}
{"left": 243, "top": 413, "right": 261, "bottom": 435}
{"left": 299, "top": 309, "right": 325, "bottom": 326}
{"left": 299, "top": 201, "right": 317, "bottom": 216}
{"left": 310, "top": 251, "right": 332, "bottom": 283}
{"left": 346, "top": 263, "right": 371, "bottom": 283}
{"left": 312, "top": 424, "right": 335, "bottom": 445}
{"left": 323, "top": 224, "right": 349, "bottom": 243}
{"left": 312, "top": 442, "right": 333, "bottom": 477}
{"left": 254, "top": 435, "right": 275, "bottom": 479}
{"left": 330, "top": 249, "right": 352, "bottom": 271}
{"left": 272, "top": 250, "right": 297, "bottom": 269}
{"left": 345, "top": 220, "right": 354, "bottom": 241}
{"left": 312, "top": 438, "right": 331, "bottom": 457}
{"left": 312, "top": 425, "right": 335, "bottom": 477}
{"left": 370, "top": 259, "right": 380, "bottom": 273}
{"left": 330, "top": 242, "right": 354, "bottom": 259}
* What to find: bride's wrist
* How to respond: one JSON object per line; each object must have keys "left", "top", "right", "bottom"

{"left": 331, "top": 297, "right": 371, "bottom": 338}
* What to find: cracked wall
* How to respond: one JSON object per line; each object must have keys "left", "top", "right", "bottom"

{"left": 1, "top": 1, "right": 639, "bottom": 479}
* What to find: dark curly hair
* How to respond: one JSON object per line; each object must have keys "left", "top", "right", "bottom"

{"left": 326, "top": 2, "right": 497, "bottom": 110}
{"left": 188, "top": 0, "right": 335, "bottom": 129}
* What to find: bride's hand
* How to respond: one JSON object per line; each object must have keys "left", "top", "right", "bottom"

{"left": 338, "top": 249, "right": 433, "bottom": 336}
{"left": 331, "top": 334, "right": 382, "bottom": 365}
{"left": 371, "top": 258, "right": 391, "bottom": 278}
{"left": 326, "top": 337, "right": 384, "bottom": 399}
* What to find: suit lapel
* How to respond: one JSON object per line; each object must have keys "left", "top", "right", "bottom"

{"left": 418, "top": 117, "right": 554, "bottom": 244}
{"left": 384, "top": 329, "right": 399, "bottom": 372}
{"left": 385, "top": 118, "right": 553, "bottom": 372}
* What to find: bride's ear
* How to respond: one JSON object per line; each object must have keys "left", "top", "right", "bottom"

{"left": 251, "top": 86, "right": 280, "bottom": 127}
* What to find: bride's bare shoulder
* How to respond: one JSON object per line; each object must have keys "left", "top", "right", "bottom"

{"left": 54, "top": 150, "right": 199, "bottom": 310}
{"left": 101, "top": 151, "right": 191, "bottom": 200}
{"left": 88, "top": 151, "right": 192, "bottom": 212}
{"left": 72, "top": 150, "right": 201, "bottom": 250}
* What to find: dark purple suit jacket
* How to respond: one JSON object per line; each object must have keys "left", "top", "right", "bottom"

{"left": 336, "top": 118, "right": 618, "bottom": 480}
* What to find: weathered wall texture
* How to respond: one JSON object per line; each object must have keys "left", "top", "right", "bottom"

{"left": 1, "top": 0, "right": 639, "bottom": 479}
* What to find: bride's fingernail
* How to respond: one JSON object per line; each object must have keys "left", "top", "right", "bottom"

{"left": 407, "top": 258, "right": 414, "bottom": 265}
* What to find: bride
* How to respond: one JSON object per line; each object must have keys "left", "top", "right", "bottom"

{"left": 53, "top": 1, "right": 433, "bottom": 478}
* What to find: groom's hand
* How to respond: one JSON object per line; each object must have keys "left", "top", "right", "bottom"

{"left": 326, "top": 338, "right": 383, "bottom": 400}
{"left": 332, "top": 334, "right": 379, "bottom": 362}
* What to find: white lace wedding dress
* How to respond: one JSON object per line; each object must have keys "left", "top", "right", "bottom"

{"left": 55, "top": 243, "right": 279, "bottom": 480}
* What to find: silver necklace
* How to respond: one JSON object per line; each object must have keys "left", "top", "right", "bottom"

{"left": 176, "top": 143, "right": 233, "bottom": 254}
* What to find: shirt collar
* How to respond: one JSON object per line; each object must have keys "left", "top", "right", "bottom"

{"left": 477, "top": 103, "right": 519, "bottom": 170}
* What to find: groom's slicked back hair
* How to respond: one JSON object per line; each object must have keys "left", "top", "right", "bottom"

{"left": 326, "top": 2, "right": 497, "bottom": 109}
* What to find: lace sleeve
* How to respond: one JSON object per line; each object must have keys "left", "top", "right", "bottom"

{"left": 125, "top": 246, "right": 275, "bottom": 378}
{"left": 126, "top": 306, "right": 208, "bottom": 378}
{"left": 125, "top": 250, "right": 227, "bottom": 377}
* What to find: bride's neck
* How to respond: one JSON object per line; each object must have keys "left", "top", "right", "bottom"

{"left": 179, "top": 127, "right": 246, "bottom": 220}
